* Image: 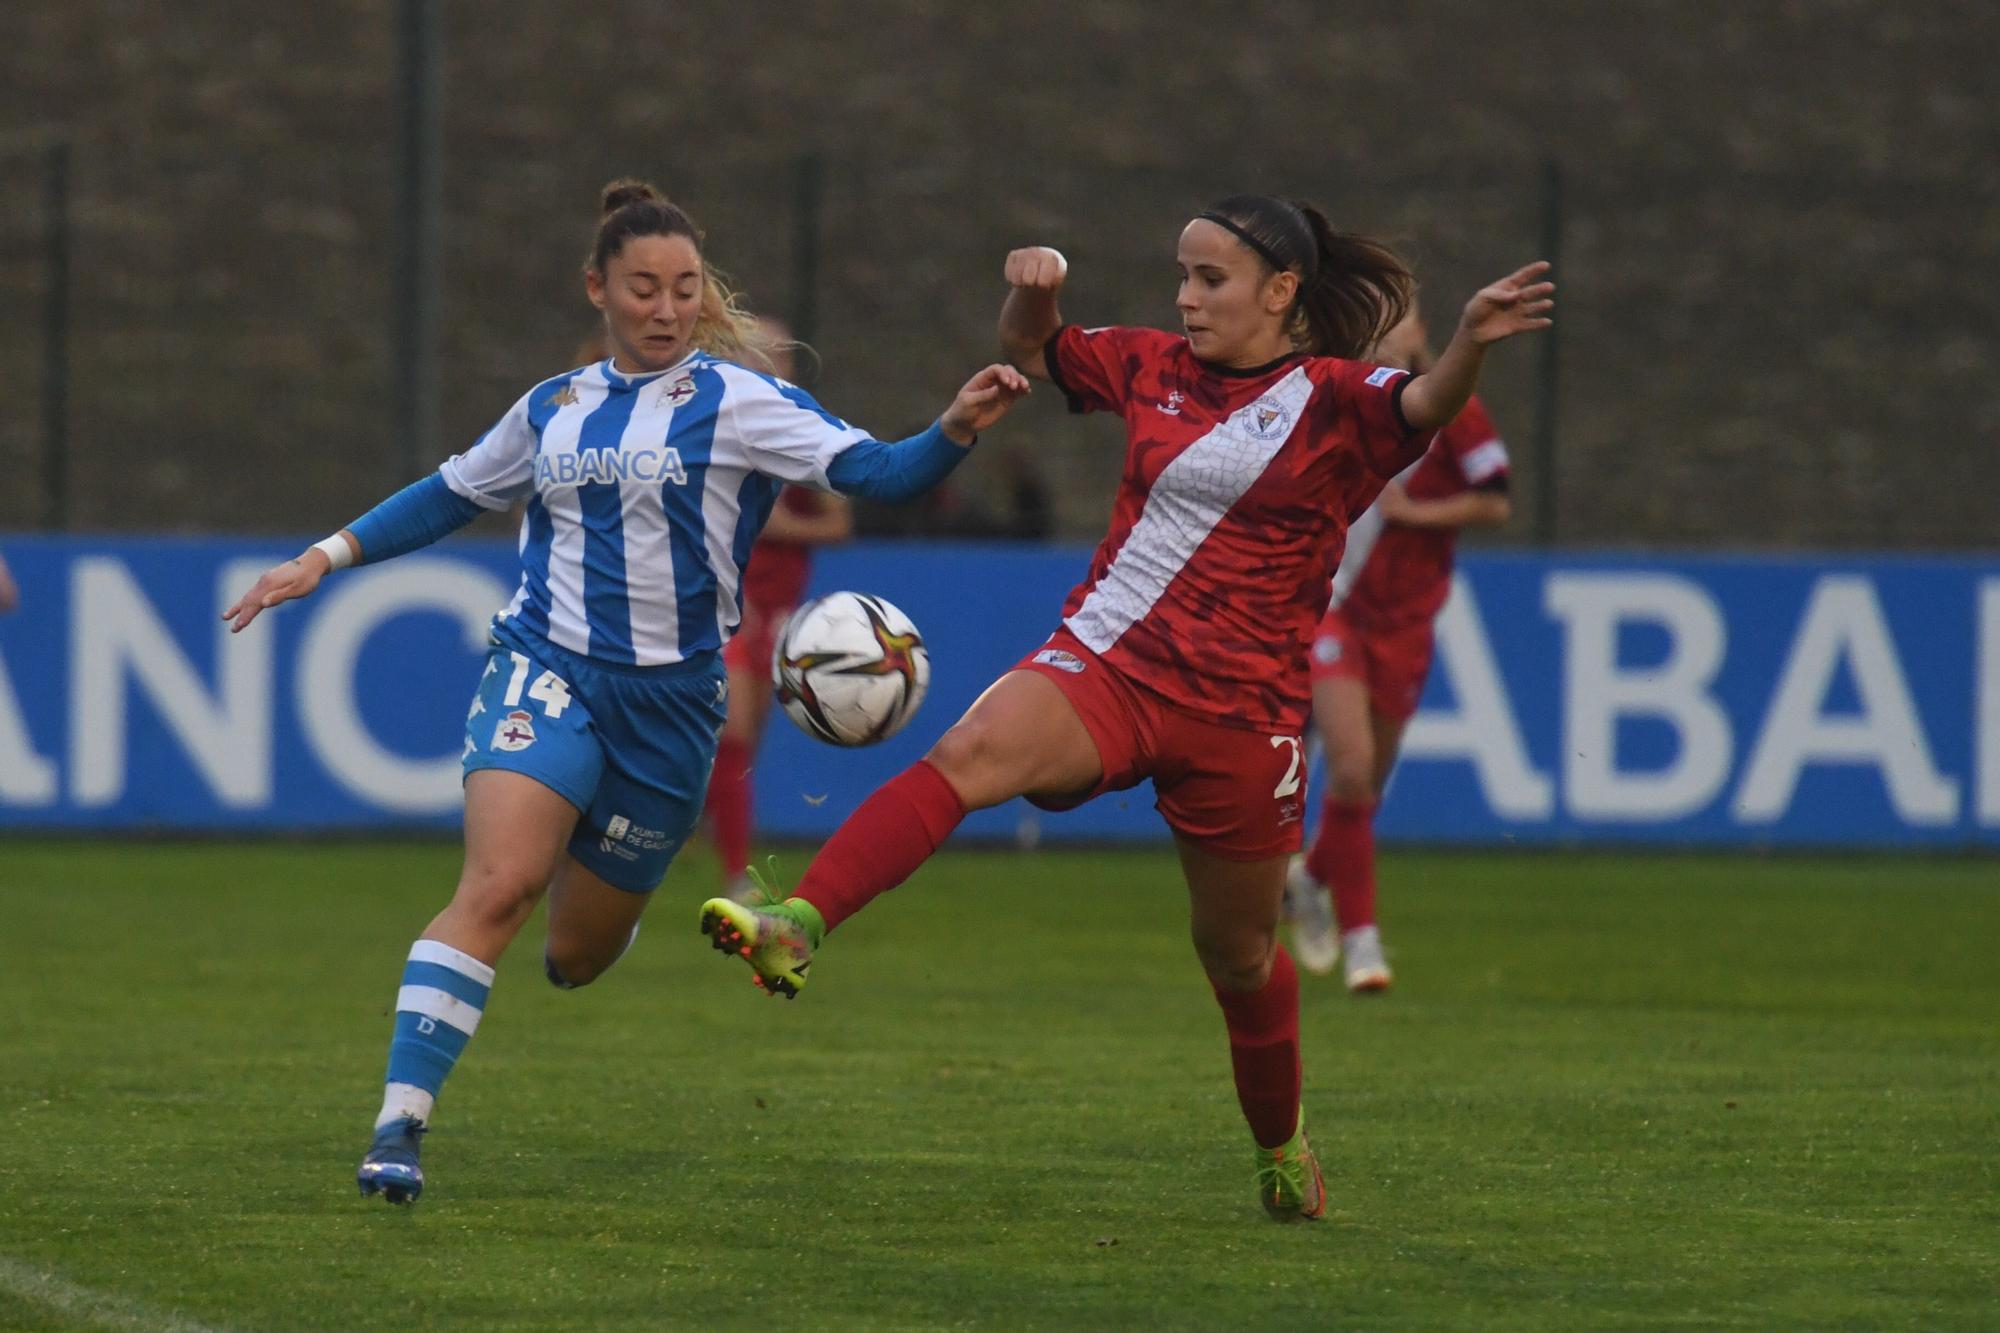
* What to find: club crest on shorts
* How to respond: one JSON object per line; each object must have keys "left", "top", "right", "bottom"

{"left": 1245, "top": 396, "right": 1293, "bottom": 441}
{"left": 492, "top": 709, "right": 537, "bottom": 752}
{"left": 1313, "top": 637, "right": 1343, "bottom": 664}
{"left": 1033, "top": 648, "right": 1087, "bottom": 674}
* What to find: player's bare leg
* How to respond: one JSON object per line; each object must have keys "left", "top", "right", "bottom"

{"left": 1180, "top": 837, "right": 1324, "bottom": 1222}
{"left": 701, "top": 670, "right": 1103, "bottom": 995}
{"left": 924, "top": 670, "right": 1106, "bottom": 809}
{"left": 543, "top": 858, "right": 652, "bottom": 988}
{"left": 424, "top": 771, "right": 579, "bottom": 964}
{"left": 1330, "top": 707, "right": 1411, "bottom": 991}
{"left": 1290, "top": 675, "right": 1374, "bottom": 976}
{"left": 360, "top": 771, "right": 576, "bottom": 1203}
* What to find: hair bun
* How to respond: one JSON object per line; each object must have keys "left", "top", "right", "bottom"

{"left": 600, "top": 177, "right": 666, "bottom": 216}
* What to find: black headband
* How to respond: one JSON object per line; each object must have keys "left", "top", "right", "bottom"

{"left": 1197, "top": 209, "right": 1311, "bottom": 279}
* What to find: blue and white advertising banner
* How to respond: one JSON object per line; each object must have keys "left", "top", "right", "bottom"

{"left": 0, "top": 537, "right": 1995, "bottom": 849}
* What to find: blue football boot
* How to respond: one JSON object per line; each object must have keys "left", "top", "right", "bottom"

{"left": 356, "top": 1116, "right": 427, "bottom": 1204}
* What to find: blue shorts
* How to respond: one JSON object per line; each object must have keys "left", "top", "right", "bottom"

{"left": 462, "top": 623, "right": 729, "bottom": 892}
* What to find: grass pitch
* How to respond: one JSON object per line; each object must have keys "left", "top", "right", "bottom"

{"left": 0, "top": 840, "right": 1995, "bottom": 1330}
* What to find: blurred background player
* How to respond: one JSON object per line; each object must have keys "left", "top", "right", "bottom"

{"left": 705, "top": 318, "right": 854, "bottom": 901}
{"left": 700, "top": 194, "right": 1552, "bottom": 1222}
{"left": 1283, "top": 307, "right": 1513, "bottom": 991}
{"left": 222, "top": 178, "right": 1030, "bottom": 1205}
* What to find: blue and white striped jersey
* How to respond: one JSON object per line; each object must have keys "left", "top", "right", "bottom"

{"left": 439, "top": 352, "right": 873, "bottom": 667}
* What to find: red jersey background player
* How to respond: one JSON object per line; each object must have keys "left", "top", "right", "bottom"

{"left": 1283, "top": 308, "right": 1513, "bottom": 991}
{"left": 700, "top": 195, "right": 1552, "bottom": 1223}
{"left": 705, "top": 322, "right": 854, "bottom": 899}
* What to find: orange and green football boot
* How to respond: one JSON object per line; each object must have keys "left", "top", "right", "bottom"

{"left": 698, "top": 863, "right": 824, "bottom": 999}
{"left": 1254, "top": 1114, "right": 1327, "bottom": 1222}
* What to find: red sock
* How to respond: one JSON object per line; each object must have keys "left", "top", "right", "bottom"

{"left": 794, "top": 760, "right": 967, "bottom": 932}
{"left": 1307, "top": 796, "right": 1377, "bottom": 932}
{"left": 1213, "top": 947, "right": 1302, "bottom": 1149}
{"left": 705, "top": 736, "right": 754, "bottom": 879}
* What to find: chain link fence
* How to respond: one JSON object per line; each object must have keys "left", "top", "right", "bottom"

{"left": 3, "top": 129, "right": 1993, "bottom": 548}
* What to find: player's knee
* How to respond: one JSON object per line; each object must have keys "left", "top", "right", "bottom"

{"left": 925, "top": 720, "right": 1022, "bottom": 807}
{"left": 543, "top": 945, "right": 607, "bottom": 989}
{"left": 1325, "top": 755, "right": 1375, "bottom": 804}
{"left": 1192, "top": 925, "right": 1277, "bottom": 993}
{"left": 452, "top": 862, "right": 547, "bottom": 934}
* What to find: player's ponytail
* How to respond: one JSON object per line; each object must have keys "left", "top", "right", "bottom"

{"left": 1293, "top": 202, "right": 1412, "bottom": 359}
{"left": 586, "top": 177, "right": 784, "bottom": 370}
{"left": 1199, "top": 195, "right": 1413, "bottom": 359}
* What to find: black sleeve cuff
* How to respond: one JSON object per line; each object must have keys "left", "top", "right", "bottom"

{"left": 1472, "top": 474, "right": 1511, "bottom": 494}
{"left": 1041, "top": 326, "right": 1089, "bottom": 415}
{"left": 1388, "top": 373, "right": 1416, "bottom": 436}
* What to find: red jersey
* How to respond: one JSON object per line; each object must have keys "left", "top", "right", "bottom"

{"left": 1341, "top": 396, "right": 1509, "bottom": 627}
{"left": 1045, "top": 324, "right": 1429, "bottom": 732}
{"left": 739, "top": 487, "right": 819, "bottom": 612}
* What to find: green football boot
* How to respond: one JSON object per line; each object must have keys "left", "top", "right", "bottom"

{"left": 698, "top": 863, "right": 824, "bottom": 999}
{"left": 1254, "top": 1114, "right": 1327, "bottom": 1222}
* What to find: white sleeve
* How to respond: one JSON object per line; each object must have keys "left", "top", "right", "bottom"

{"left": 1460, "top": 437, "right": 1510, "bottom": 484}
{"left": 438, "top": 391, "right": 538, "bottom": 510}
{"left": 718, "top": 365, "right": 874, "bottom": 490}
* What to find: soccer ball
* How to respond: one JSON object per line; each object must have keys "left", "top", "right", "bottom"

{"left": 772, "top": 591, "right": 931, "bottom": 746}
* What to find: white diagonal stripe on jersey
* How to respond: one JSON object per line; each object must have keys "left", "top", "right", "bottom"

{"left": 395, "top": 984, "right": 484, "bottom": 1037}
{"left": 1329, "top": 453, "right": 1423, "bottom": 607}
{"left": 619, "top": 394, "right": 682, "bottom": 663}
{"left": 537, "top": 375, "right": 600, "bottom": 656}
{"left": 1067, "top": 367, "right": 1316, "bottom": 653}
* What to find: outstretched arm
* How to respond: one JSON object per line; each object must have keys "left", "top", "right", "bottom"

{"left": 1378, "top": 482, "right": 1512, "bottom": 530}
{"left": 222, "top": 474, "right": 484, "bottom": 632}
{"left": 998, "top": 247, "right": 1069, "bottom": 380}
{"left": 825, "top": 364, "right": 1032, "bottom": 503}
{"left": 1399, "top": 262, "right": 1553, "bottom": 434}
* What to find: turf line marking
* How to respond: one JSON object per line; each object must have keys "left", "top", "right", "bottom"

{"left": 0, "top": 1256, "right": 229, "bottom": 1333}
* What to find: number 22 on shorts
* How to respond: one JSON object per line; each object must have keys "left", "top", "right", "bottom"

{"left": 1270, "top": 735, "right": 1304, "bottom": 799}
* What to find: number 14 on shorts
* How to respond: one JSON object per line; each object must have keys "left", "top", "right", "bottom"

{"left": 487, "top": 650, "right": 572, "bottom": 717}
{"left": 468, "top": 650, "right": 574, "bottom": 754}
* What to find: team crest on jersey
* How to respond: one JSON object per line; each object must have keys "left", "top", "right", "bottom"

{"left": 1033, "top": 648, "right": 1087, "bottom": 674}
{"left": 1246, "top": 396, "right": 1293, "bottom": 442}
{"left": 663, "top": 377, "right": 697, "bottom": 405}
{"left": 546, "top": 384, "right": 580, "bottom": 408}
{"left": 492, "top": 709, "right": 537, "bottom": 752}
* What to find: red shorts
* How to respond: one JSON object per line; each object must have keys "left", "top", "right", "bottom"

{"left": 1013, "top": 628, "right": 1306, "bottom": 861}
{"left": 1308, "top": 607, "right": 1435, "bottom": 722}
{"left": 723, "top": 599, "right": 795, "bottom": 678}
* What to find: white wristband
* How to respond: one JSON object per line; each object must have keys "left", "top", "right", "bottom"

{"left": 311, "top": 534, "right": 355, "bottom": 571}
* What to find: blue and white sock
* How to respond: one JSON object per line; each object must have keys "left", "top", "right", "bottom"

{"left": 375, "top": 939, "right": 495, "bottom": 1130}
